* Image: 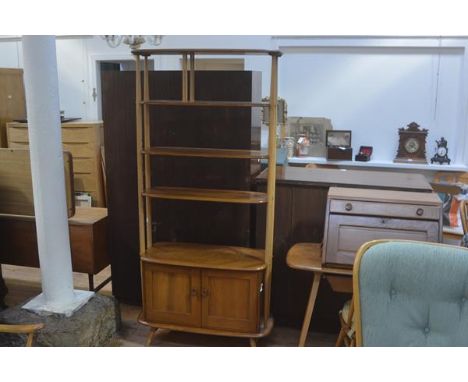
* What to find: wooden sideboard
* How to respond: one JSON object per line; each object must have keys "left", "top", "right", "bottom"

{"left": 6, "top": 121, "right": 105, "bottom": 207}
{"left": 0, "top": 207, "right": 109, "bottom": 306}
{"left": 255, "top": 166, "right": 434, "bottom": 332}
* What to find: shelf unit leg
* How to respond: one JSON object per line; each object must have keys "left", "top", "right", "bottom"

{"left": 146, "top": 327, "right": 157, "bottom": 347}
{"left": 298, "top": 272, "right": 321, "bottom": 347}
{"left": 249, "top": 338, "right": 257, "bottom": 347}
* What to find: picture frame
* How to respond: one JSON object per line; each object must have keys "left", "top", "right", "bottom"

{"left": 326, "top": 130, "right": 352, "bottom": 148}
{"left": 287, "top": 117, "right": 333, "bottom": 157}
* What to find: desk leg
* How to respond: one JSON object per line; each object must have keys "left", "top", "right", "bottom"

{"left": 298, "top": 272, "right": 321, "bottom": 347}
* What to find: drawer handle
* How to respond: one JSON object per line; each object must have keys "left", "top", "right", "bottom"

{"left": 416, "top": 208, "right": 424, "bottom": 216}
{"left": 345, "top": 203, "right": 353, "bottom": 211}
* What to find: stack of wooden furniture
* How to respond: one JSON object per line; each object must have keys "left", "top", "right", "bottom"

{"left": 0, "top": 148, "right": 110, "bottom": 307}
{"left": 132, "top": 49, "right": 281, "bottom": 346}
{"left": 6, "top": 121, "right": 105, "bottom": 207}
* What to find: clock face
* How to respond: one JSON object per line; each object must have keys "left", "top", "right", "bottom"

{"left": 437, "top": 146, "right": 447, "bottom": 156}
{"left": 404, "top": 138, "right": 420, "bottom": 154}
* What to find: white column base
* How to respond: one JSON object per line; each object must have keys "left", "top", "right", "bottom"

{"left": 22, "top": 290, "right": 95, "bottom": 317}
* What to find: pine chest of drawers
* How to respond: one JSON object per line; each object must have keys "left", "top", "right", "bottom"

{"left": 322, "top": 187, "right": 443, "bottom": 266}
{"left": 6, "top": 121, "right": 105, "bottom": 207}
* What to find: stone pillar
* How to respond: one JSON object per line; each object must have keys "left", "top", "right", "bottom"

{"left": 21, "top": 35, "right": 92, "bottom": 315}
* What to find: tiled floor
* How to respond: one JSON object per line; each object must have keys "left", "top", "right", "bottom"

{"left": 1, "top": 264, "right": 336, "bottom": 347}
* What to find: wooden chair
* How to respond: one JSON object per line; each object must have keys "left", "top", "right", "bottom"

{"left": 353, "top": 240, "right": 468, "bottom": 346}
{"left": 461, "top": 200, "right": 468, "bottom": 235}
{"left": 286, "top": 243, "right": 353, "bottom": 346}
{"left": 336, "top": 299, "right": 355, "bottom": 346}
{"left": 0, "top": 323, "right": 44, "bottom": 346}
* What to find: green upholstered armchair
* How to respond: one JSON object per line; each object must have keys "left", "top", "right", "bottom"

{"left": 353, "top": 240, "right": 468, "bottom": 346}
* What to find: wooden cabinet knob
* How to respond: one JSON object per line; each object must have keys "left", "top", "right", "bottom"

{"left": 345, "top": 203, "right": 353, "bottom": 211}
{"left": 201, "top": 289, "right": 209, "bottom": 298}
{"left": 190, "top": 288, "right": 199, "bottom": 297}
{"left": 416, "top": 208, "right": 424, "bottom": 216}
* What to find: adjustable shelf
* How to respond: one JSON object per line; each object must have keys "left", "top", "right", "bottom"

{"left": 143, "top": 186, "right": 268, "bottom": 204}
{"left": 134, "top": 48, "right": 280, "bottom": 346}
{"left": 141, "top": 100, "right": 268, "bottom": 108}
{"left": 143, "top": 146, "right": 268, "bottom": 159}
{"left": 142, "top": 242, "right": 266, "bottom": 271}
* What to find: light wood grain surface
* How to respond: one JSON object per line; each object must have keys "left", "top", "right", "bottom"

{"left": 142, "top": 242, "right": 266, "bottom": 271}
{"left": 144, "top": 186, "right": 268, "bottom": 204}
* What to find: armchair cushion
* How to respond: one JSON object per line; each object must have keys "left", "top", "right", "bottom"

{"left": 357, "top": 241, "right": 468, "bottom": 346}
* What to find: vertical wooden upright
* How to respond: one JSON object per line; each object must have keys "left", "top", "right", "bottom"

{"left": 263, "top": 55, "right": 278, "bottom": 327}
{"left": 134, "top": 55, "right": 145, "bottom": 255}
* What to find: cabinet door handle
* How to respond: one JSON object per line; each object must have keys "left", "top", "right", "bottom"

{"left": 190, "top": 288, "right": 199, "bottom": 298}
{"left": 345, "top": 203, "right": 353, "bottom": 211}
{"left": 201, "top": 289, "right": 209, "bottom": 298}
{"left": 416, "top": 208, "right": 424, "bottom": 216}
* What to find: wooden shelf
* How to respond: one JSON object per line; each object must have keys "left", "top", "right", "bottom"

{"left": 141, "top": 242, "right": 266, "bottom": 271}
{"left": 132, "top": 48, "right": 282, "bottom": 57}
{"left": 141, "top": 100, "right": 269, "bottom": 108}
{"left": 143, "top": 146, "right": 268, "bottom": 159}
{"left": 143, "top": 186, "right": 268, "bottom": 204}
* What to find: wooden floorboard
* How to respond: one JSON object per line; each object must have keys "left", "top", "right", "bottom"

{"left": 1, "top": 265, "right": 336, "bottom": 347}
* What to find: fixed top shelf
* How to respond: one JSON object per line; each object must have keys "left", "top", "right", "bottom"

{"left": 141, "top": 242, "right": 266, "bottom": 271}
{"left": 140, "top": 100, "right": 269, "bottom": 108}
{"left": 143, "top": 186, "right": 268, "bottom": 204}
{"left": 143, "top": 146, "right": 269, "bottom": 159}
{"left": 132, "top": 48, "right": 283, "bottom": 57}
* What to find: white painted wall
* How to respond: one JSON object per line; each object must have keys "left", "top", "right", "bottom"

{"left": 1, "top": 35, "right": 467, "bottom": 167}
{"left": 280, "top": 48, "right": 463, "bottom": 163}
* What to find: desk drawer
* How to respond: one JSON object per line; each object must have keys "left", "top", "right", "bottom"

{"left": 329, "top": 199, "right": 440, "bottom": 221}
{"left": 73, "top": 158, "right": 97, "bottom": 174}
{"left": 74, "top": 173, "right": 98, "bottom": 192}
{"left": 9, "top": 141, "right": 97, "bottom": 159}
{"left": 7, "top": 125, "right": 97, "bottom": 144}
{"left": 324, "top": 214, "right": 440, "bottom": 266}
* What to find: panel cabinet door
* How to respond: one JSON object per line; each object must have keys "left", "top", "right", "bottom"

{"left": 325, "top": 214, "right": 440, "bottom": 266}
{"left": 142, "top": 263, "right": 201, "bottom": 327}
{"left": 201, "top": 269, "right": 262, "bottom": 333}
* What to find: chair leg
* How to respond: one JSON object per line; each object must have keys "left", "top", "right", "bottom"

{"left": 249, "top": 338, "right": 257, "bottom": 347}
{"left": 298, "top": 272, "right": 322, "bottom": 347}
{"left": 26, "top": 332, "right": 35, "bottom": 347}
{"left": 335, "top": 327, "right": 346, "bottom": 347}
{"left": 88, "top": 274, "right": 94, "bottom": 291}
{"left": 146, "top": 327, "right": 157, "bottom": 347}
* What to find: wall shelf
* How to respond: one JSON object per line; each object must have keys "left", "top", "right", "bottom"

{"left": 288, "top": 156, "right": 468, "bottom": 172}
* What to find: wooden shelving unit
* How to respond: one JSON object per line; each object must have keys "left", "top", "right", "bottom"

{"left": 133, "top": 48, "right": 281, "bottom": 346}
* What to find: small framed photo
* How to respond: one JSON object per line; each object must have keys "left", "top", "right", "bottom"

{"left": 326, "top": 130, "right": 352, "bottom": 148}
